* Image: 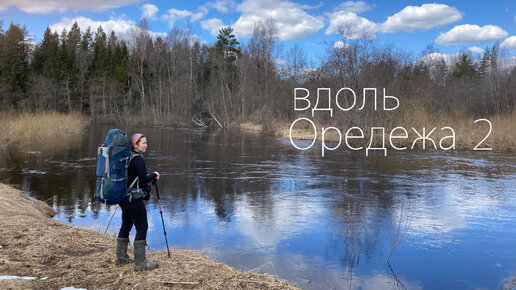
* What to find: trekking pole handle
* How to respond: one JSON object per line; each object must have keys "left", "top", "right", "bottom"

{"left": 152, "top": 179, "right": 160, "bottom": 200}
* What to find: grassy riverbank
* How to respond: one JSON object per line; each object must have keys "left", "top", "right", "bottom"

{"left": 0, "top": 183, "right": 297, "bottom": 289}
{"left": 1, "top": 112, "right": 89, "bottom": 151}
{"left": 240, "top": 110, "right": 516, "bottom": 153}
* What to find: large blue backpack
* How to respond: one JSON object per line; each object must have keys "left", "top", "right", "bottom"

{"left": 95, "top": 129, "right": 140, "bottom": 204}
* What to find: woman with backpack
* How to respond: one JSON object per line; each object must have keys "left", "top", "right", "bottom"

{"left": 115, "top": 133, "right": 160, "bottom": 271}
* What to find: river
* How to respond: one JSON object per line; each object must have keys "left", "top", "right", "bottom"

{"left": 1, "top": 123, "right": 515, "bottom": 289}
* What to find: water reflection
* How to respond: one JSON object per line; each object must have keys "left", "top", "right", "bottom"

{"left": 0, "top": 124, "right": 515, "bottom": 289}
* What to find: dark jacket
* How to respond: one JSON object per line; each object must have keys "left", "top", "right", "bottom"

{"left": 127, "top": 153, "right": 157, "bottom": 200}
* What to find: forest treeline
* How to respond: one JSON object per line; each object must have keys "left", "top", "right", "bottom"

{"left": 0, "top": 18, "right": 515, "bottom": 130}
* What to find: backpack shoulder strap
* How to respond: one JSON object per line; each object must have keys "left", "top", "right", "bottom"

{"left": 126, "top": 152, "right": 142, "bottom": 200}
{"left": 129, "top": 152, "right": 141, "bottom": 164}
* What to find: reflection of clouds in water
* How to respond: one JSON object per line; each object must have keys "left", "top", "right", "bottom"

{"left": 161, "top": 194, "right": 218, "bottom": 228}
{"left": 54, "top": 203, "right": 156, "bottom": 239}
{"left": 205, "top": 247, "right": 421, "bottom": 290}
{"left": 349, "top": 271, "right": 422, "bottom": 290}
{"left": 402, "top": 174, "right": 509, "bottom": 247}
{"left": 234, "top": 194, "right": 325, "bottom": 248}
{"left": 229, "top": 153, "right": 326, "bottom": 248}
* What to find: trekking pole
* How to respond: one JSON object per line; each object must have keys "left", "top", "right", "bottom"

{"left": 104, "top": 206, "right": 118, "bottom": 235}
{"left": 153, "top": 180, "right": 171, "bottom": 258}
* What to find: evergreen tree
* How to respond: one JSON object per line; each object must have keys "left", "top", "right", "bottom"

{"left": 212, "top": 27, "right": 241, "bottom": 90}
{"left": 0, "top": 23, "right": 30, "bottom": 106}
{"left": 452, "top": 53, "right": 477, "bottom": 78}
{"left": 32, "top": 27, "right": 59, "bottom": 78}
{"left": 478, "top": 47, "right": 490, "bottom": 76}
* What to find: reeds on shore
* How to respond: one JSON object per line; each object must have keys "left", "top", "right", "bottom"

{"left": 1, "top": 112, "right": 89, "bottom": 150}
{"left": 242, "top": 109, "right": 516, "bottom": 153}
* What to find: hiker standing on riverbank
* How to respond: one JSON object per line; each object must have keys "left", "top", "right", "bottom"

{"left": 116, "top": 133, "right": 160, "bottom": 271}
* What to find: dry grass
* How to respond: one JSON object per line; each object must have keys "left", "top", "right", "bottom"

{"left": 0, "top": 183, "right": 298, "bottom": 289}
{"left": 243, "top": 109, "right": 516, "bottom": 153}
{"left": 239, "top": 122, "right": 263, "bottom": 133}
{"left": 1, "top": 112, "right": 89, "bottom": 151}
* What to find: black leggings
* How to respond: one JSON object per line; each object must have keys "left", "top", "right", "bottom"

{"left": 118, "top": 198, "right": 148, "bottom": 241}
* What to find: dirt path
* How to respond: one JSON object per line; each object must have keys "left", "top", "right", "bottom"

{"left": 0, "top": 183, "right": 298, "bottom": 289}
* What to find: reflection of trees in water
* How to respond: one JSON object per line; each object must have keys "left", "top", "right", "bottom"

{"left": 0, "top": 124, "right": 119, "bottom": 220}
{"left": 119, "top": 127, "right": 280, "bottom": 223}
{"left": 388, "top": 262, "right": 407, "bottom": 290}
{"left": 184, "top": 128, "right": 278, "bottom": 222}
{"left": 312, "top": 152, "right": 419, "bottom": 281}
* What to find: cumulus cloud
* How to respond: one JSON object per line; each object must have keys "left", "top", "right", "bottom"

{"left": 333, "top": 40, "right": 350, "bottom": 49}
{"left": 501, "top": 36, "right": 516, "bottom": 50}
{"left": 190, "top": 12, "right": 205, "bottom": 22}
{"left": 162, "top": 6, "right": 211, "bottom": 28}
{"left": 436, "top": 24, "right": 508, "bottom": 46}
{"left": 299, "top": 2, "right": 323, "bottom": 10}
{"left": 232, "top": 0, "right": 324, "bottom": 41}
{"left": 468, "top": 46, "right": 484, "bottom": 53}
{"left": 335, "top": 1, "right": 372, "bottom": 14}
{"left": 0, "top": 0, "right": 139, "bottom": 14}
{"left": 325, "top": 3, "right": 462, "bottom": 39}
{"left": 163, "top": 8, "right": 195, "bottom": 28}
{"left": 49, "top": 16, "right": 165, "bottom": 40}
{"left": 191, "top": 0, "right": 236, "bottom": 24}
{"left": 200, "top": 18, "right": 226, "bottom": 37}
{"left": 381, "top": 4, "right": 462, "bottom": 33}
{"left": 325, "top": 11, "right": 377, "bottom": 37}
{"left": 140, "top": 4, "right": 159, "bottom": 20}
{"left": 206, "top": 0, "right": 237, "bottom": 13}
{"left": 418, "top": 52, "right": 458, "bottom": 65}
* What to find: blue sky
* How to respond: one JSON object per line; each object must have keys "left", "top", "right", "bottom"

{"left": 1, "top": 0, "right": 515, "bottom": 61}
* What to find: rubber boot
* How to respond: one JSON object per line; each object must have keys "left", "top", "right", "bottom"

{"left": 115, "top": 237, "right": 134, "bottom": 265}
{"left": 134, "top": 240, "right": 159, "bottom": 271}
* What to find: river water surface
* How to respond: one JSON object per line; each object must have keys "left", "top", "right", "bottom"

{"left": 1, "top": 124, "right": 515, "bottom": 289}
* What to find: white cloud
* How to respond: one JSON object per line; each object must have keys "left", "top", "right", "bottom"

{"left": 190, "top": 12, "right": 205, "bottom": 22}
{"left": 514, "top": 14, "right": 516, "bottom": 23}
{"left": 381, "top": 4, "right": 462, "bottom": 33}
{"left": 333, "top": 40, "right": 350, "bottom": 49}
{"left": 200, "top": 18, "right": 226, "bottom": 37}
{"left": 501, "top": 36, "right": 516, "bottom": 50}
{"left": 274, "top": 58, "right": 286, "bottom": 65}
{"left": 140, "top": 4, "right": 159, "bottom": 20}
{"left": 0, "top": 0, "right": 139, "bottom": 14}
{"left": 325, "top": 3, "right": 461, "bottom": 39}
{"left": 162, "top": 7, "right": 210, "bottom": 28}
{"left": 50, "top": 16, "right": 135, "bottom": 36}
{"left": 436, "top": 24, "right": 509, "bottom": 46}
{"left": 194, "top": 0, "right": 236, "bottom": 23}
{"left": 335, "top": 1, "right": 372, "bottom": 14}
{"left": 325, "top": 11, "right": 377, "bottom": 37}
{"left": 208, "top": 0, "right": 236, "bottom": 13}
{"left": 232, "top": 0, "right": 324, "bottom": 41}
{"left": 418, "top": 52, "right": 458, "bottom": 65}
{"left": 163, "top": 8, "right": 194, "bottom": 28}
{"left": 49, "top": 16, "right": 165, "bottom": 40}
{"left": 300, "top": 2, "right": 323, "bottom": 10}
{"left": 468, "top": 46, "right": 484, "bottom": 53}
